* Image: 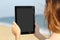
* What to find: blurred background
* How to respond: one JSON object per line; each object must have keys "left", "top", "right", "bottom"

{"left": 0, "top": 0, "right": 50, "bottom": 36}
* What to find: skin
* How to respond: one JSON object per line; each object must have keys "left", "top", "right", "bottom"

{"left": 12, "top": 22, "right": 46, "bottom": 40}
{"left": 49, "top": 33, "right": 60, "bottom": 40}
{"left": 12, "top": 22, "right": 60, "bottom": 40}
{"left": 35, "top": 32, "right": 60, "bottom": 40}
{"left": 12, "top": 22, "right": 21, "bottom": 40}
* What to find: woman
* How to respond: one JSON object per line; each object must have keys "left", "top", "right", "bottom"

{"left": 12, "top": 0, "right": 60, "bottom": 40}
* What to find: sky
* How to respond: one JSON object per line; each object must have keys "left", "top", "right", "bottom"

{"left": 0, "top": 0, "right": 46, "bottom": 18}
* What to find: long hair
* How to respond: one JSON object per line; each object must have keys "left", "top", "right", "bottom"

{"left": 45, "top": 0, "right": 60, "bottom": 33}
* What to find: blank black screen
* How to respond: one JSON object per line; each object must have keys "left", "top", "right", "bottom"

{"left": 15, "top": 6, "right": 35, "bottom": 34}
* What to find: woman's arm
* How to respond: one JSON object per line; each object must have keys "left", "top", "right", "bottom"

{"left": 12, "top": 22, "right": 21, "bottom": 40}
{"left": 34, "top": 23, "right": 46, "bottom": 40}
{"left": 12, "top": 22, "right": 46, "bottom": 40}
{"left": 35, "top": 32, "right": 46, "bottom": 40}
{"left": 15, "top": 35, "right": 20, "bottom": 40}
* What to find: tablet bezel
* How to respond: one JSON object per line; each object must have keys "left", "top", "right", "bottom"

{"left": 15, "top": 6, "right": 35, "bottom": 34}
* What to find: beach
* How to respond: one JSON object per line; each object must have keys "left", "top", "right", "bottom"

{"left": 0, "top": 25, "right": 39, "bottom": 40}
{"left": 0, "top": 25, "right": 15, "bottom": 40}
{"left": 0, "top": 24, "right": 49, "bottom": 40}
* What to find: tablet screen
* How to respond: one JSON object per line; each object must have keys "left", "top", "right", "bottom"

{"left": 15, "top": 6, "right": 35, "bottom": 34}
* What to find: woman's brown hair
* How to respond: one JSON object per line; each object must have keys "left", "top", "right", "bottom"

{"left": 45, "top": 0, "right": 60, "bottom": 33}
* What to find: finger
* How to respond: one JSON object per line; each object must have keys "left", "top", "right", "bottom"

{"left": 13, "top": 21, "right": 21, "bottom": 32}
{"left": 35, "top": 23, "right": 39, "bottom": 29}
{"left": 13, "top": 22, "right": 17, "bottom": 26}
{"left": 35, "top": 23, "right": 40, "bottom": 33}
{"left": 13, "top": 22, "right": 19, "bottom": 28}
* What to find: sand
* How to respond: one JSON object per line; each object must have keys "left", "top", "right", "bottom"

{"left": 0, "top": 25, "right": 39, "bottom": 40}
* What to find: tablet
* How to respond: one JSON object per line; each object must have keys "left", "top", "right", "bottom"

{"left": 15, "top": 6, "right": 35, "bottom": 34}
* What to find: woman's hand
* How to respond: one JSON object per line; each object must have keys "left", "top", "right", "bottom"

{"left": 34, "top": 23, "right": 46, "bottom": 40}
{"left": 12, "top": 22, "right": 45, "bottom": 40}
{"left": 12, "top": 22, "right": 21, "bottom": 40}
{"left": 34, "top": 23, "right": 40, "bottom": 37}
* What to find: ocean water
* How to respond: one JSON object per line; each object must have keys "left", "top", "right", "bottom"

{"left": 0, "top": 15, "right": 50, "bottom": 35}
{"left": 0, "top": 17, "right": 15, "bottom": 24}
{"left": 0, "top": 15, "right": 47, "bottom": 28}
